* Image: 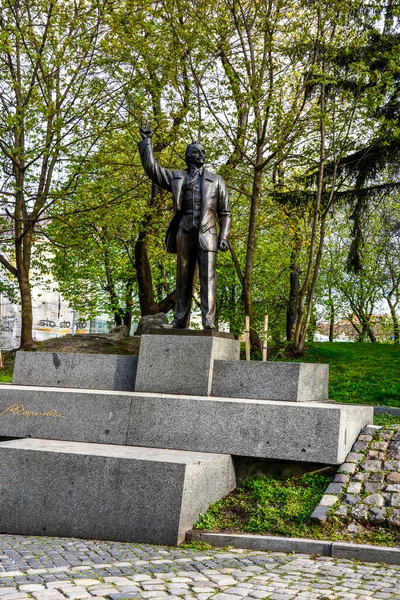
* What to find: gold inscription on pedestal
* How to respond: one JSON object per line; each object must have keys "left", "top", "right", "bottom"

{"left": 0, "top": 404, "right": 64, "bottom": 418}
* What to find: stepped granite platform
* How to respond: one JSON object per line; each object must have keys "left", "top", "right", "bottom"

{"left": 0, "top": 332, "right": 374, "bottom": 545}
{"left": 12, "top": 351, "right": 138, "bottom": 391}
{"left": 212, "top": 361, "right": 329, "bottom": 401}
{"left": 0, "top": 385, "right": 372, "bottom": 463}
{"left": 0, "top": 438, "right": 235, "bottom": 545}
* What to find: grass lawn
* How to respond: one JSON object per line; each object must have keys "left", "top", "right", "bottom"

{"left": 273, "top": 342, "right": 400, "bottom": 406}
{"left": 0, "top": 351, "right": 14, "bottom": 383}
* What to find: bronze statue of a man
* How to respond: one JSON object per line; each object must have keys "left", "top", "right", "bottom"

{"left": 138, "top": 125, "right": 231, "bottom": 330}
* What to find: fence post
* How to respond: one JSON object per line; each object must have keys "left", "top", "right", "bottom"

{"left": 245, "top": 316, "right": 250, "bottom": 361}
{"left": 262, "top": 315, "right": 268, "bottom": 361}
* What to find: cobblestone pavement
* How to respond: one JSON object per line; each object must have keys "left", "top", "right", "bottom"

{"left": 0, "top": 535, "right": 397, "bottom": 600}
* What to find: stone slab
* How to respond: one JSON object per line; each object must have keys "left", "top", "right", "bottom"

{"left": 212, "top": 361, "right": 328, "bottom": 401}
{"left": 331, "top": 542, "right": 400, "bottom": 565}
{"left": 0, "top": 385, "right": 373, "bottom": 464}
{"left": 12, "top": 352, "right": 138, "bottom": 391}
{"left": 0, "top": 438, "right": 236, "bottom": 545}
{"left": 134, "top": 334, "right": 240, "bottom": 396}
{"left": 374, "top": 406, "right": 400, "bottom": 416}
{"left": 187, "top": 532, "right": 332, "bottom": 555}
{"left": 0, "top": 385, "right": 132, "bottom": 445}
{"left": 149, "top": 329, "right": 234, "bottom": 338}
{"left": 127, "top": 393, "right": 373, "bottom": 464}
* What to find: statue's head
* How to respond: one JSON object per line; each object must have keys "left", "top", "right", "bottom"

{"left": 185, "top": 141, "right": 206, "bottom": 168}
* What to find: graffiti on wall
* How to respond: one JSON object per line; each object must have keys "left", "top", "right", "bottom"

{"left": 36, "top": 318, "right": 88, "bottom": 332}
{"left": 1, "top": 315, "right": 16, "bottom": 333}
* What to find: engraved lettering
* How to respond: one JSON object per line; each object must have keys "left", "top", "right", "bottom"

{"left": 0, "top": 404, "right": 64, "bottom": 418}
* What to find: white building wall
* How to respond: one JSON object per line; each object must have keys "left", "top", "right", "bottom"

{"left": 0, "top": 282, "right": 90, "bottom": 350}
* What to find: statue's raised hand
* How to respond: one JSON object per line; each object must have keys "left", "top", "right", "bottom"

{"left": 139, "top": 121, "right": 153, "bottom": 140}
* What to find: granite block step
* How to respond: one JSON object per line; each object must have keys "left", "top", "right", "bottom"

{"left": 12, "top": 351, "right": 138, "bottom": 392}
{"left": 0, "top": 385, "right": 373, "bottom": 464}
{"left": 212, "top": 360, "right": 328, "bottom": 401}
{"left": 0, "top": 438, "right": 236, "bottom": 545}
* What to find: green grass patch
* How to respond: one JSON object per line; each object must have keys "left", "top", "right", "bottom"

{"left": 194, "top": 472, "right": 332, "bottom": 538}
{"left": 193, "top": 471, "right": 400, "bottom": 546}
{"left": 374, "top": 413, "right": 400, "bottom": 427}
{"left": 273, "top": 342, "right": 400, "bottom": 406}
{"left": 0, "top": 351, "right": 14, "bottom": 383}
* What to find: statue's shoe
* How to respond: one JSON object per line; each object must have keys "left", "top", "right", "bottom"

{"left": 161, "top": 321, "right": 185, "bottom": 329}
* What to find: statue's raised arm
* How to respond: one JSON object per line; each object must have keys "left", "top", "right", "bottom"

{"left": 138, "top": 124, "right": 174, "bottom": 193}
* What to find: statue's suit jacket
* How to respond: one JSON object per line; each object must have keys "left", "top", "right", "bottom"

{"left": 138, "top": 138, "right": 231, "bottom": 254}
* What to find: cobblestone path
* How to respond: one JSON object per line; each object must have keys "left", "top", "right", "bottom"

{"left": 0, "top": 535, "right": 397, "bottom": 600}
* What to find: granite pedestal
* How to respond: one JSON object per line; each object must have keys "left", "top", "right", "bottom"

{"left": 212, "top": 361, "right": 329, "bottom": 401}
{"left": 12, "top": 351, "right": 138, "bottom": 391}
{"left": 134, "top": 333, "right": 240, "bottom": 396}
{"left": 0, "top": 385, "right": 132, "bottom": 444}
{"left": 126, "top": 393, "right": 373, "bottom": 464}
{"left": 0, "top": 385, "right": 372, "bottom": 464}
{"left": 0, "top": 438, "right": 235, "bottom": 545}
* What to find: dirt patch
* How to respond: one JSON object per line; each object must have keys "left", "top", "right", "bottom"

{"left": 24, "top": 334, "right": 141, "bottom": 356}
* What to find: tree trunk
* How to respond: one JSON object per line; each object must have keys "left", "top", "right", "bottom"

{"left": 367, "top": 323, "right": 377, "bottom": 343}
{"left": 243, "top": 166, "right": 262, "bottom": 353}
{"left": 286, "top": 247, "right": 300, "bottom": 341}
{"left": 135, "top": 235, "right": 158, "bottom": 315}
{"left": 18, "top": 271, "right": 34, "bottom": 349}
{"left": 386, "top": 296, "right": 399, "bottom": 345}
{"left": 328, "top": 286, "right": 335, "bottom": 341}
{"left": 135, "top": 234, "right": 176, "bottom": 316}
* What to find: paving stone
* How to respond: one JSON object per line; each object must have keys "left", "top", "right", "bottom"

{"left": 358, "top": 435, "right": 373, "bottom": 442}
{"left": 63, "top": 588, "right": 92, "bottom": 599}
{"left": 350, "top": 504, "right": 369, "bottom": 522}
{"left": 387, "top": 472, "right": 400, "bottom": 484}
{"left": 310, "top": 505, "right": 330, "bottom": 522}
{"left": 380, "top": 430, "right": 394, "bottom": 440}
{"left": 362, "top": 493, "right": 385, "bottom": 507}
{"left": 386, "top": 484, "right": 400, "bottom": 492}
{"left": 369, "top": 507, "right": 387, "bottom": 525}
{"left": 347, "top": 482, "right": 362, "bottom": 494}
{"left": 334, "top": 474, "right": 350, "bottom": 484}
{"left": 343, "top": 494, "right": 361, "bottom": 506}
{"left": 345, "top": 452, "right": 364, "bottom": 463}
{"left": 362, "top": 426, "right": 382, "bottom": 435}
{"left": 390, "top": 494, "right": 400, "bottom": 507}
{"left": 371, "top": 442, "right": 389, "bottom": 451}
{"left": 364, "top": 482, "right": 383, "bottom": 493}
{"left": 106, "top": 594, "right": 141, "bottom": 599}
{"left": 352, "top": 441, "right": 369, "bottom": 452}
{"left": 325, "top": 483, "right": 344, "bottom": 494}
{"left": 338, "top": 463, "right": 356, "bottom": 474}
{"left": 385, "top": 461, "right": 400, "bottom": 471}
{"left": 18, "top": 584, "right": 45, "bottom": 591}
{"left": 213, "top": 594, "right": 247, "bottom": 600}
{"left": 369, "top": 472, "right": 385, "bottom": 483}
{"left": 319, "top": 494, "right": 338, "bottom": 507}
{"left": 335, "top": 504, "right": 349, "bottom": 517}
{"left": 353, "top": 472, "right": 368, "bottom": 481}
{"left": 361, "top": 460, "right": 383, "bottom": 472}
{"left": 366, "top": 451, "right": 385, "bottom": 460}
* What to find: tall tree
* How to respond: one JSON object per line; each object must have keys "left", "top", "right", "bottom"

{"left": 0, "top": 0, "right": 118, "bottom": 347}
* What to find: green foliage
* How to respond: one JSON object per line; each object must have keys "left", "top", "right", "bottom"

{"left": 283, "top": 342, "right": 400, "bottom": 406}
{"left": 195, "top": 472, "right": 332, "bottom": 537}
{"left": 374, "top": 414, "right": 400, "bottom": 427}
{"left": 0, "top": 351, "right": 15, "bottom": 383}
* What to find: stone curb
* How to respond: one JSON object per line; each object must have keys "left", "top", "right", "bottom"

{"left": 374, "top": 406, "right": 400, "bottom": 416}
{"left": 186, "top": 532, "right": 400, "bottom": 565}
